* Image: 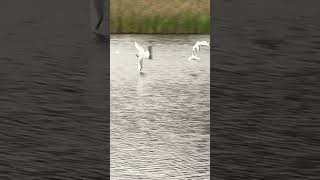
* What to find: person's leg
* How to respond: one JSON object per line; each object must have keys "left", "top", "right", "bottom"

{"left": 90, "top": 0, "right": 107, "bottom": 36}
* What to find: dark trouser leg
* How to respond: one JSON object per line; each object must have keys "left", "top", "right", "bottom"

{"left": 90, "top": 0, "right": 108, "bottom": 36}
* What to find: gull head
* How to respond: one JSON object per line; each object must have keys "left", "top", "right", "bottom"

{"left": 204, "top": 41, "right": 210, "bottom": 46}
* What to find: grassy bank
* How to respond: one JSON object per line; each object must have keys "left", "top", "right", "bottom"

{"left": 110, "top": 0, "right": 210, "bottom": 34}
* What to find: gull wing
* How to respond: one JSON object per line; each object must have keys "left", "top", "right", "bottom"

{"left": 144, "top": 50, "right": 150, "bottom": 59}
{"left": 198, "top": 41, "right": 210, "bottom": 46}
{"left": 135, "top": 41, "right": 145, "bottom": 55}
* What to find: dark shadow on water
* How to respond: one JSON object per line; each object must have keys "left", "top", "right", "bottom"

{"left": 189, "top": 73, "right": 198, "bottom": 78}
{"left": 139, "top": 72, "right": 146, "bottom": 77}
{"left": 93, "top": 33, "right": 108, "bottom": 44}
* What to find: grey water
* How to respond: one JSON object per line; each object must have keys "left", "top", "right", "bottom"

{"left": 0, "top": 0, "right": 108, "bottom": 179}
{"left": 111, "top": 34, "right": 210, "bottom": 179}
{"left": 213, "top": 0, "right": 320, "bottom": 179}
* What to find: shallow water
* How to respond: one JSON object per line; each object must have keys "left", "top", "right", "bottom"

{"left": 111, "top": 34, "right": 210, "bottom": 179}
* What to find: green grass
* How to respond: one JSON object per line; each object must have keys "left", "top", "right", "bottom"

{"left": 110, "top": 0, "right": 210, "bottom": 34}
{"left": 110, "top": 14, "right": 210, "bottom": 34}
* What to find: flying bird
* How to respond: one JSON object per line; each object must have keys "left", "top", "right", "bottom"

{"left": 188, "top": 40, "right": 210, "bottom": 60}
{"left": 135, "top": 41, "right": 150, "bottom": 72}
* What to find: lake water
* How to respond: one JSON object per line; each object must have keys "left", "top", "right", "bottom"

{"left": 212, "top": 0, "right": 320, "bottom": 179}
{"left": 1, "top": 0, "right": 319, "bottom": 179}
{"left": 0, "top": 0, "right": 109, "bottom": 179}
{"left": 110, "top": 34, "right": 210, "bottom": 179}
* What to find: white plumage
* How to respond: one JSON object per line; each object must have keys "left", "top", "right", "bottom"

{"left": 188, "top": 40, "right": 210, "bottom": 60}
{"left": 135, "top": 41, "right": 150, "bottom": 72}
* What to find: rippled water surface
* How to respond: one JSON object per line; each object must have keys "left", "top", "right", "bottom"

{"left": 213, "top": 0, "right": 320, "bottom": 179}
{"left": 0, "top": 0, "right": 108, "bottom": 179}
{"left": 111, "top": 34, "right": 210, "bottom": 179}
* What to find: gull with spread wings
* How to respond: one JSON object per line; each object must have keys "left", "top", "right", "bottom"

{"left": 188, "top": 40, "right": 210, "bottom": 60}
{"left": 135, "top": 41, "right": 150, "bottom": 72}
